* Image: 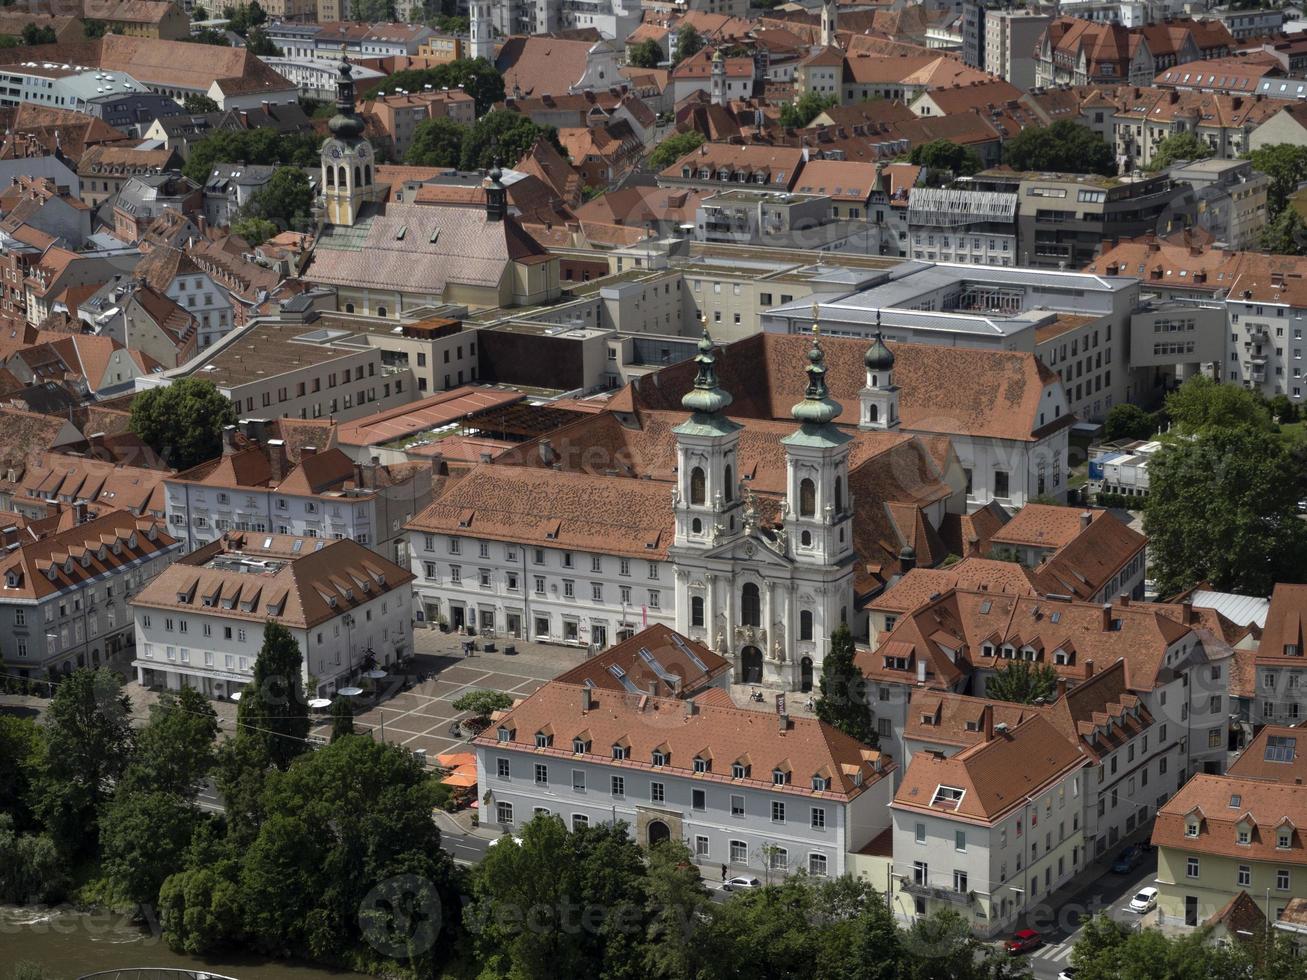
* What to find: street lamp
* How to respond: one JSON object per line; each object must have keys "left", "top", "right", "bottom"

{"left": 342, "top": 612, "right": 356, "bottom": 679}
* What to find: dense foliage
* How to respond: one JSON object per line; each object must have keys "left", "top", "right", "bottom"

{"left": 985, "top": 661, "right": 1060, "bottom": 705}
{"left": 1145, "top": 131, "right": 1212, "bottom": 172}
{"left": 1002, "top": 120, "right": 1116, "bottom": 177}
{"left": 128, "top": 377, "right": 238, "bottom": 471}
{"left": 815, "top": 624, "right": 878, "bottom": 746}
{"left": 181, "top": 128, "right": 322, "bottom": 185}
{"left": 364, "top": 58, "right": 505, "bottom": 116}
{"left": 649, "top": 130, "right": 706, "bottom": 171}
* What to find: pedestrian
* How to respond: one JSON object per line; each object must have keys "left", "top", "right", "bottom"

{"left": 721, "top": 863, "right": 728, "bottom": 881}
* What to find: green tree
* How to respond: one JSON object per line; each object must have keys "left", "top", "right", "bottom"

{"left": 649, "top": 129, "right": 705, "bottom": 170}
{"left": 985, "top": 660, "right": 1059, "bottom": 705}
{"left": 643, "top": 840, "right": 711, "bottom": 979}
{"left": 628, "top": 38, "right": 663, "bottom": 69}
{"left": 1003, "top": 120, "right": 1116, "bottom": 177}
{"left": 1164, "top": 374, "right": 1274, "bottom": 434}
{"left": 673, "top": 25, "right": 704, "bottom": 64}
{"left": 121, "top": 687, "right": 219, "bottom": 799}
{"left": 1249, "top": 143, "right": 1307, "bottom": 218}
{"left": 364, "top": 58, "right": 504, "bottom": 116}
{"left": 779, "top": 91, "right": 839, "bottom": 129}
{"left": 467, "top": 813, "right": 649, "bottom": 978}
{"left": 240, "top": 166, "right": 313, "bottom": 234}
{"left": 1269, "top": 393, "right": 1300, "bottom": 424}
{"left": 458, "top": 109, "right": 560, "bottom": 172}
{"left": 815, "top": 623, "right": 878, "bottom": 746}
{"left": 230, "top": 216, "right": 278, "bottom": 246}
{"left": 1103, "top": 402, "right": 1158, "bottom": 442}
{"left": 129, "top": 377, "right": 238, "bottom": 470}
{"left": 20, "top": 23, "right": 56, "bottom": 45}
{"left": 182, "top": 92, "right": 220, "bottom": 114}
{"left": 1261, "top": 206, "right": 1307, "bottom": 255}
{"left": 329, "top": 695, "right": 354, "bottom": 741}
{"left": 405, "top": 115, "right": 466, "bottom": 168}
{"left": 158, "top": 865, "right": 242, "bottom": 954}
{"left": 30, "top": 668, "right": 134, "bottom": 855}
{"left": 213, "top": 733, "right": 272, "bottom": 847}
{"left": 100, "top": 790, "right": 200, "bottom": 906}
{"left": 237, "top": 621, "right": 310, "bottom": 771}
{"left": 83, "top": 19, "right": 108, "bottom": 38}
{"left": 9, "top": 963, "right": 56, "bottom": 980}
{"left": 188, "top": 26, "right": 232, "bottom": 46}
{"left": 193, "top": 4, "right": 209, "bottom": 18}
{"left": 0, "top": 815, "right": 66, "bottom": 904}
{"left": 244, "top": 26, "right": 281, "bottom": 56}
{"left": 910, "top": 139, "right": 983, "bottom": 179}
{"left": 1146, "top": 131, "right": 1213, "bottom": 172}
{"left": 0, "top": 715, "right": 43, "bottom": 831}
{"left": 349, "top": 0, "right": 397, "bottom": 19}
{"left": 451, "top": 688, "right": 513, "bottom": 729}
{"left": 182, "top": 128, "right": 322, "bottom": 185}
{"left": 1145, "top": 425, "right": 1307, "bottom": 595}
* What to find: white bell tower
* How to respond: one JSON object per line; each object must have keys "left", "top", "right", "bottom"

{"left": 470, "top": 0, "right": 494, "bottom": 62}
{"left": 859, "top": 312, "right": 900, "bottom": 430}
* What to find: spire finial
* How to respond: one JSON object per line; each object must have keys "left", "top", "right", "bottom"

{"left": 791, "top": 327, "right": 841, "bottom": 426}
{"left": 680, "top": 323, "right": 733, "bottom": 418}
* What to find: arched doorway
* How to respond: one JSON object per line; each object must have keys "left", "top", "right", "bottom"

{"left": 741, "top": 646, "right": 763, "bottom": 684}
{"left": 648, "top": 820, "right": 670, "bottom": 846}
{"left": 801, "top": 657, "right": 814, "bottom": 693}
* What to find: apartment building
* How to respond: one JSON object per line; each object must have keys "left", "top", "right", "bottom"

{"left": 476, "top": 667, "right": 894, "bottom": 879}
{"left": 135, "top": 244, "right": 235, "bottom": 350}
{"left": 165, "top": 422, "right": 431, "bottom": 564}
{"left": 890, "top": 714, "right": 1087, "bottom": 936}
{"left": 905, "top": 187, "right": 1019, "bottom": 267}
{"left": 1166, "top": 158, "right": 1268, "bottom": 251}
{"left": 130, "top": 533, "right": 414, "bottom": 699}
{"left": 1224, "top": 265, "right": 1307, "bottom": 400}
{"left": 134, "top": 318, "right": 418, "bottom": 424}
{"left": 0, "top": 510, "right": 181, "bottom": 680}
{"left": 1232, "top": 583, "right": 1307, "bottom": 729}
{"left": 984, "top": 8, "right": 1052, "bottom": 89}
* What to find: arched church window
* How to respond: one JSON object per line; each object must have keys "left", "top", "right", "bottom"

{"left": 800, "top": 610, "right": 813, "bottom": 641}
{"left": 337, "top": 165, "right": 347, "bottom": 187}
{"left": 799, "top": 478, "right": 816, "bottom": 517}
{"left": 867, "top": 403, "right": 879, "bottom": 424}
{"left": 692, "top": 518, "right": 702, "bottom": 534}
{"left": 353, "top": 165, "right": 361, "bottom": 186}
{"left": 364, "top": 164, "right": 372, "bottom": 185}
{"left": 834, "top": 476, "right": 844, "bottom": 513}
{"left": 691, "top": 595, "right": 704, "bottom": 627}
{"left": 741, "top": 583, "right": 760, "bottom": 627}
{"left": 690, "top": 467, "right": 706, "bottom": 505}
{"left": 326, "top": 166, "right": 335, "bottom": 187}
{"left": 724, "top": 464, "right": 734, "bottom": 500}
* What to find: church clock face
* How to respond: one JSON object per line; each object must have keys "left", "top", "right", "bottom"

{"left": 326, "top": 143, "right": 342, "bottom": 160}
{"left": 356, "top": 143, "right": 372, "bottom": 161}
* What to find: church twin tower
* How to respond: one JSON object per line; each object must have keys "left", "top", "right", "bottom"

{"left": 670, "top": 308, "right": 899, "bottom": 690}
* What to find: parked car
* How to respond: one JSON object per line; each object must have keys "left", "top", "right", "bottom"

{"left": 722, "top": 875, "right": 761, "bottom": 892}
{"left": 1112, "top": 844, "right": 1143, "bottom": 874}
{"left": 1129, "top": 886, "right": 1159, "bottom": 914}
{"left": 1058, "top": 969, "right": 1078, "bottom": 980}
{"left": 1005, "top": 929, "right": 1043, "bottom": 954}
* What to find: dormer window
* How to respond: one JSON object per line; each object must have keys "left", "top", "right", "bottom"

{"left": 612, "top": 742, "right": 630, "bottom": 760}
{"left": 496, "top": 725, "right": 513, "bottom": 742}
{"left": 4, "top": 571, "right": 17, "bottom": 588}
{"left": 931, "top": 785, "right": 965, "bottom": 810}
{"left": 535, "top": 732, "right": 552, "bottom": 748}
{"left": 1186, "top": 822, "right": 1200, "bottom": 838}
{"left": 811, "top": 775, "right": 831, "bottom": 791}
{"left": 733, "top": 762, "right": 749, "bottom": 779}
{"left": 694, "top": 757, "right": 710, "bottom": 773}
{"left": 572, "top": 737, "right": 590, "bottom": 754}
{"left": 772, "top": 768, "right": 790, "bottom": 786}
{"left": 1287, "top": 644, "right": 1301, "bottom": 656}
{"left": 1238, "top": 827, "right": 1251, "bottom": 845}
{"left": 652, "top": 750, "right": 668, "bottom": 767}
{"left": 982, "top": 643, "right": 994, "bottom": 657}
{"left": 1279, "top": 830, "right": 1292, "bottom": 849}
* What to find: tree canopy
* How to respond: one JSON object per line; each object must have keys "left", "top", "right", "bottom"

{"left": 1164, "top": 374, "right": 1275, "bottom": 434}
{"left": 1103, "top": 402, "right": 1158, "bottom": 442}
{"left": 364, "top": 58, "right": 504, "bottom": 116}
{"left": 815, "top": 623, "right": 878, "bottom": 746}
{"left": 910, "top": 139, "right": 983, "bottom": 180}
{"left": 649, "top": 130, "right": 706, "bottom": 171}
{"left": 1249, "top": 143, "right": 1307, "bottom": 218}
{"left": 182, "top": 93, "right": 220, "bottom": 114}
{"left": 458, "top": 109, "right": 561, "bottom": 172}
{"left": 182, "top": 128, "right": 321, "bottom": 185}
{"left": 779, "top": 92, "right": 838, "bottom": 129}
{"left": 404, "top": 116, "right": 466, "bottom": 168}
{"left": 237, "top": 621, "right": 311, "bottom": 771}
{"left": 628, "top": 38, "right": 663, "bottom": 69}
{"left": 1260, "top": 207, "right": 1307, "bottom": 255}
{"left": 1003, "top": 120, "right": 1116, "bottom": 177}
{"left": 129, "top": 377, "right": 238, "bottom": 471}
{"left": 673, "top": 25, "right": 704, "bottom": 64}
{"left": 1146, "top": 131, "right": 1212, "bottom": 172}
{"left": 985, "top": 660, "right": 1059, "bottom": 705}
{"left": 238, "top": 166, "right": 314, "bottom": 238}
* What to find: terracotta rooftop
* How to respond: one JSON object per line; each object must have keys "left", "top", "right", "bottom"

{"left": 553, "top": 623, "right": 732, "bottom": 696}
{"left": 1228, "top": 724, "right": 1307, "bottom": 785}
{"left": 1152, "top": 773, "right": 1307, "bottom": 865}
{"left": 867, "top": 558, "right": 1038, "bottom": 615}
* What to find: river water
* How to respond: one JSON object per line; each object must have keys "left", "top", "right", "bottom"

{"left": 0, "top": 905, "right": 373, "bottom": 979}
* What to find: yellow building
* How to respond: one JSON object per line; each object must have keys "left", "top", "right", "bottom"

{"left": 97, "top": 0, "right": 191, "bottom": 41}
{"left": 1152, "top": 727, "right": 1307, "bottom": 929}
{"left": 416, "top": 33, "right": 463, "bottom": 63}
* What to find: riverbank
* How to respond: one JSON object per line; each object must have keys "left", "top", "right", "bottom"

{"left": 0, "top": 905, "right": 374, "bottom": 980}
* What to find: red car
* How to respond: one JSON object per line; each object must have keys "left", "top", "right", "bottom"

{"left": 1005, "top": 929, "right": 1043, "bottom": 954}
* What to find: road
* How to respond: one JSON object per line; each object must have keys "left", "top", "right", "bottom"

{"left": 1009, "top": 850, "right": 1160, "bottom": 980}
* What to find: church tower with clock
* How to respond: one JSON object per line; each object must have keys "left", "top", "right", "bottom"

{"left": 321, "top": 54, "right": 376, "bottom": 228}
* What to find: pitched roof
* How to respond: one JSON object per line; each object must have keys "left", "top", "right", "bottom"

{"left": 496, "top": 35, "right": 598, "bottom": 98}
{"left": 131, "top": 532, "right": 414, "bottom": 629}
{"left": 1152, "top": 773, "right": 1307, "bottom": 865}
{"left": 903, "top": 691, "right": 1050, "bottom": 751}
{"left": 867, "top": 558, "right": 1038, "bottom": 615}
{"left": 1228, "top": 725, "right": 1307, "bottom": 784}
{"left": 893, "top": 713, "right": 1086, "bottom": 824}
{"left": 791, "top": 159, "right": 882, "bottom": 202}
{"left": 553, "top": 623, "right": 732, "bottom": 695}
{"left": 476, "top": 679, "right": 893, "bottom": 802}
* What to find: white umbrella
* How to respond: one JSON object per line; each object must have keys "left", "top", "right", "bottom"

{"left": 308, "top": 698, "right": 332, "bottom": 710}
{"left": 230, "top": 691, "right": 243, "bottom": 702}
{"left": 338, "top": 686, "right": 364, "bottom": 697}
{"left": 365, "top": 669, "right": 387, "bottom": 680}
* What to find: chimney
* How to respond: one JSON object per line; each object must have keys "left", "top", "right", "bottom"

{"left": 1084, "top": 659, "right": 1095, "bottom": 678}
{"left": 1181, "top": 599, "right": 1194, "bottom": 623}
{"left": 1056, "top": 676, "right": 1068, "bottom": 700}
{"left": 686, "top": 698, "right": 698, "bottom": 717}
{"left": 302, "top": 445, "right": 317, "bottom": 458}
{"left": 778, "top": 712, "right": 790, "bottom": 733}
{"left": 1101, "top": 603, "right": 1113, "bottom": 631}
{"left": 267, "top": 439, "right": 287, "bottom": 484}
{"left": 1080, "top": 510, "right": 1093, "bottom": 529}
{"left": 582, "top": 687, "right": 593, "bottom": 711}
{"left": 539, "top": 438, "right": 554, "bottom": 466}
{"left": 982, "top": 704, "right": 994, "bottom": 742}
{"left": 72, "top": 500, "right": 87, "bottom": 525}
{"left": 222, "top": 424, "right": 238, "bottom": 455}
{"left": 916, "top": 659, "right": 927, "bottom": 684}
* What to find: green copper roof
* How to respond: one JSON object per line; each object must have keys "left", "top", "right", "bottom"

{"left": 680, "top": 328, "right": 733, "bottom": 418}
{"left": 790, "top": 329, "right": 843, "bottom": 427}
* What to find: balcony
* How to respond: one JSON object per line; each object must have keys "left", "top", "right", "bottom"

{"left": 899, "top": 877, "right": 974, "bottom": 906}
